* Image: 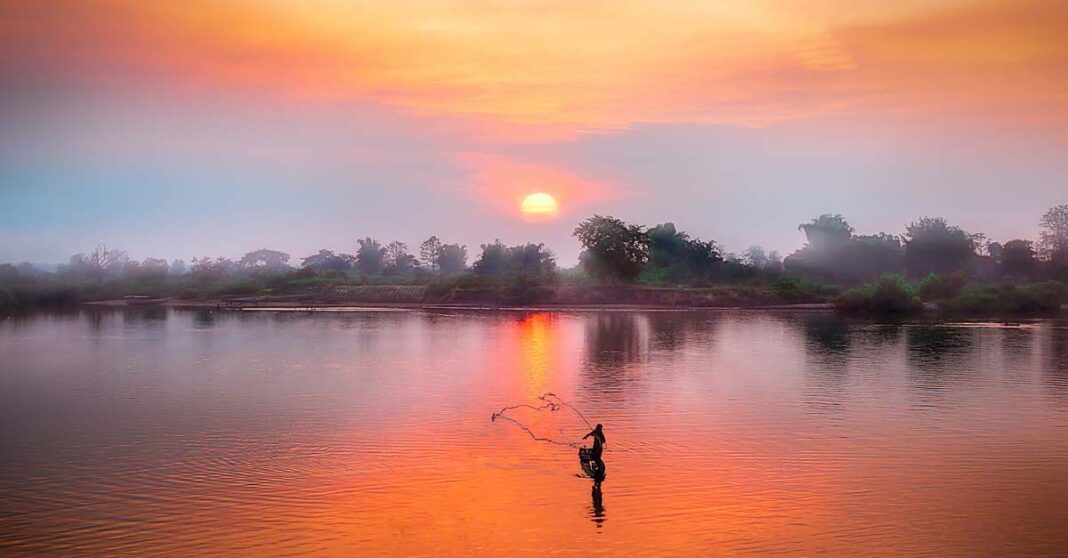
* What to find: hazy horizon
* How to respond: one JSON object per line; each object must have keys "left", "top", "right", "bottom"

{"left": 3, "top": 0, "right": 1066, "bottom": 265}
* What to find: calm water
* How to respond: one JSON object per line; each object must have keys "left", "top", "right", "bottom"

{"left": 1, "top": 308, "right": 1067, "bottom": 556}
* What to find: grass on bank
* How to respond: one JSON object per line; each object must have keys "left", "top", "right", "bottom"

{"left": 3, "top": 266, "right": 1065, "bottom": 317}
{"left": 838, "top": 274, "right": 1068, "bottom": 315}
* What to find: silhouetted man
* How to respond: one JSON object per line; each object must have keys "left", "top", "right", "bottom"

{"left": 583, "top": 423, "right": 606, "bottom": 478}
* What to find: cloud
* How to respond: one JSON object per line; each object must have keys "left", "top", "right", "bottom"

{"left": 4, "top": 0, "right": 1065, "bottom": 140}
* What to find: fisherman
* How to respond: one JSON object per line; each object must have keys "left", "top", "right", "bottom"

{"left": 582, "top": 423, "right": 606, "bottom": 478}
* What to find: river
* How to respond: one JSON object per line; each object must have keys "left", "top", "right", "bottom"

{"left": 1, "top": 308, "right": 1066, "bottom": 555}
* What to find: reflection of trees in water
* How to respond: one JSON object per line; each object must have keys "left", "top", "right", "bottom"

{"left": 802, "top": 314, "right": 852, "bottom": 356}
{"left": 584, "top": 314, "right": 644, "bottom": 368}
{"left": 645, "top": 312, "right": 719, "bottom": 352}
{"left": 581, "top": 312, "right": 720, "bottom": 400}
{"left": 796, "top": 314, "right": 853, "bottom": 411}
{"left": 795, "top": 316, "right": 907, "bottom": 413}
{"left": 582, "top": 314, "right": 646, "bottom": 394}
{"left": 1047, "top": 325, "right": 1068, "bottom": 397}
{"left": 2, "top": 308, "right": 83, "bottom": 331}
{"left": 83, "top": 308, "right": 113, "bottom": 333}
{"left": 797, "top": 315, "right": 905, "bottom": 367}
{"left": 860, "top": 321, "right": 904, "bottom": 347}
{"left": 121, "top": 307, "right": 168, "bottom": 329}
{"left": 192, "top": 308, "right": 216, "bottom": 327}
{"left": 906, "top": 324, "right": 976, "bottom": 391}
{"left": 1000, "top": 328, "right": 1035, "bottom": 362}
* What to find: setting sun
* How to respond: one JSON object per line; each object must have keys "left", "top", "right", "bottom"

{"left": 520, "top": 192, "right": 559, "bottom": 216}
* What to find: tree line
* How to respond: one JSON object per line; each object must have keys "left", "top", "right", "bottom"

{"left": 571, "top": 205, "right": 1068, "bottom": 285}
{"left": 1, "top": 205, "right": 1066, "bottom": 300}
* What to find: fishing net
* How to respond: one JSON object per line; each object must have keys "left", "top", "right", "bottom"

{"left": 490, "top": 392, "right": 593, "bottom": 448}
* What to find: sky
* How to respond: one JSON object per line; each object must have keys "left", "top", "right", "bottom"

{"left": 1, "top": 0, "right": 1066, "bottom": 265}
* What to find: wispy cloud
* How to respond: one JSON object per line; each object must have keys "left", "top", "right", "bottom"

{"left": 4, "top": 0, "right": 1064, "bottom": 138}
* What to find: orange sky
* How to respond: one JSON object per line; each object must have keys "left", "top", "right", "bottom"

{"left": 4, "top": 0, "right": 1065, "bottom": 135}
{"left": 1, "top": 0, "right": 1066, "bottom": 262}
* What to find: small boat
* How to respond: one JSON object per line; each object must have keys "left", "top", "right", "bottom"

{"left": 578, "top": 447, "right": 605, "bottom": 481}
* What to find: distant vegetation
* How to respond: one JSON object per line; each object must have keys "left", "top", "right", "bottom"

{"left": 2, "top": 205, "right": 1067, "bottom": 315}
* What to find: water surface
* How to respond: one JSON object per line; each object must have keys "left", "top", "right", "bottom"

{"left": 2, "top": 309, "right": 1067, "bottom": 555}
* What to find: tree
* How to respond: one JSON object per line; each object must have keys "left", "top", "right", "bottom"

{"left": 124, "top": 257, "right": 169, "bottom": 283}
{"left": 0, "top": 264, "right": 21, "bottom": 284}
{"left": 95, "top": 246, "right": 128, "bottom": 277}
{"left": 986, "top": 242, "right": 1004, "bottom": 265}
{"left": 123, "top": 259, "right": 142, "bottom": 278}
{"left": 301, "top": 250, "right": 354, "bottom": 272}
{"left": 766, "top": 250, "right": 783, "bottom": 275}
{"left": 785, "top": 213, "right": 904, "bottom": 283}
{"left": 355, "top": 237, "right": 386, "bottom": 276}
{"left": 1038, "top": 204, "right": 1068, "bottom": 262}
{"left": 798, "top": 214, "right": 853, "bottom": 249}
{"left": 902, "top": 217, "right": 976, "bottom": 277}
{"left": 918, "top": 273, "right": 947, "bottom": 301}
{"left": 847, "top": 234, "right": 904, "bottom": 278}
{"left": 60, "top": 245, "right": 128, "bottom": 284}
{"left": 437, "top": 244, "right": 467, "bottom": 275}
{"left": 190, "top": 257, "right": 235, "bottom": 283}
{"left": 970, "top": 233, "right": 988, "bottom": 255}
{"left": 647, "top": 223, "right": 682, "bottom": 270}
{"left": 238, "top": 249, "right": 291, "bottom": 273}
{"left": 681, "top": 238, "right": 722, "bottom": 282}
{"left": 142, "top": 258, "right": 169, "bottom": 280}
{"left": 15, "top": 262, "right": 40, "bottom": 277}
{"left": 473, "top": 241, "right": 555, "bottom": 280}
{"left": 508, "top": 243, "right": 556, "bottom": 278}
{"left": 170, "top": 259, "right": 187, "bottom": 276}
{"left": 473, "top": 240, "right": 510, "bottom": 277}
{"left": 420, "top": 236, "right": 443, "bottom": 273}
{"left": 1001, "top": 239, "right": 1036, "bottom": 279}
{"left": 91, "top": 245, "right": 128, "bottom": 276}
{"left": 384, "top": 241, "right": 418, "bottom": 276}
{"left": 645, "top": 223, "right": 722, "bottom": 283}
{"left": 742, "top": 246, "right": 769, "bottom": 269}
{"left": 573, "top": 215, "right": 649, "bottom": 282}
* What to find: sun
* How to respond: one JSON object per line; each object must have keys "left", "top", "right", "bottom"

{"left": 520, "top": 192, "right": 558, "bottom": 217}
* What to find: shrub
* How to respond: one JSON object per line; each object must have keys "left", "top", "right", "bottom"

{"left": 425, "top": 273, "right": 491, "bottom": 299}
{"left": 837, "top": 283, "right": 875, "bottom": 313}
{"left": 946, "top": 270, "right": 968, "bottom": 298}
{"left": 503, "top": 274, "right": 555, "bottom": 305}
{"left": 1048, "top": 261, "right": 1068, "bottom": 283}
{"left": 770, "top": 277, "right": 804, "bottom": 300}
{"left": 837, "top": 274, "right": 921, "bottom": 314}
{"left": 637, "top": 266, "right": 671, "bottom": 285}
{"left": 917, "top": 273, "right": 946, "bottom": 301}
{"left": 1028, "top": 280, "right": 1068, "bottom": 308}
{"left": 943, "top": 285, "right": 1001, "bottom": 313}
{"left": 770, "top": 277, "right": 840, "bottom": 302}
{"left": 214, "top": 280, "right": 262, "bottom": 296}
{"left": 871, "top": 274, "right": 922, "bottom": 313}
{"left": 556, "top": 266, "right": 593, "bottom": 286}
{"left": 941, "top": 282, "right": 1064, "bottom": 313}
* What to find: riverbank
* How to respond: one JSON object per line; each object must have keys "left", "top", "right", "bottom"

{"left": 83, "top": 284, "right": 840, "bottom": 311}
{"left": 21, "top": 280, "right": 1068, "bottom": 316}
